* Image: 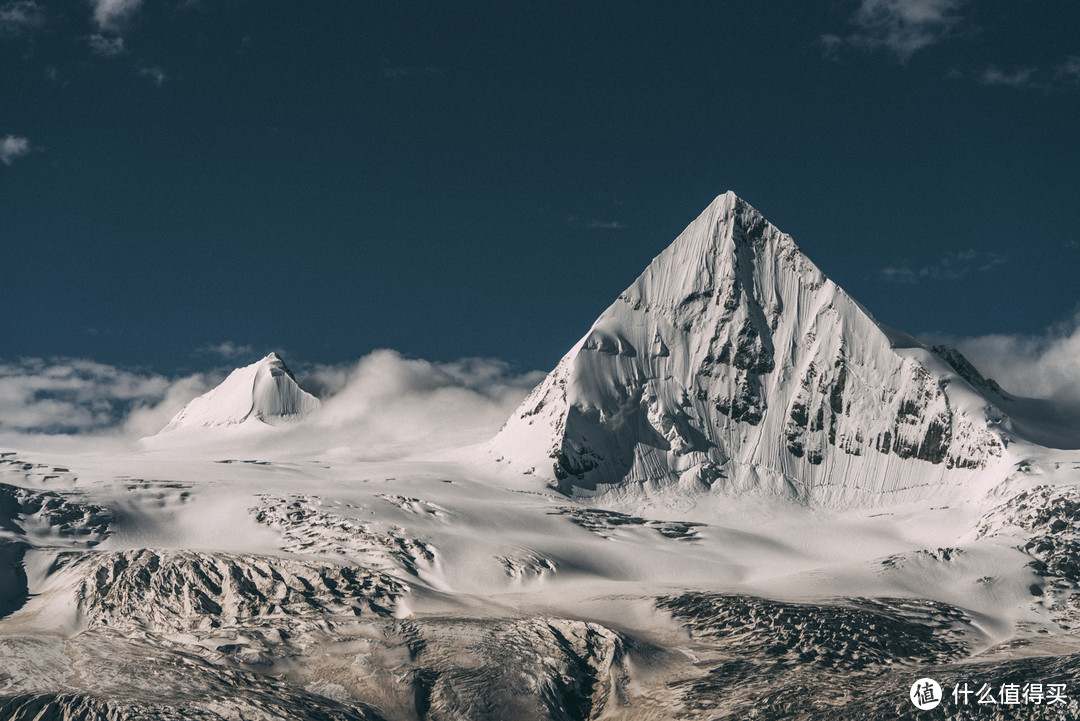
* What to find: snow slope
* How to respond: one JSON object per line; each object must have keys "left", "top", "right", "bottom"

{"left": 491, "top": 192, "right": 1011, "bottom": 504}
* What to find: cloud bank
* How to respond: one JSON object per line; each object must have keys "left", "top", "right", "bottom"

{"left": 0, "top": 351, "right": 544, "bottom": 459}
{"left": 297, "top": 350, "right": 545, "bottom": 459}
{"left": 949, "top": 311, "right": 1080, "bottom": 409}
{"left": 0, "top": 357, "right": 213, "bottom": 445}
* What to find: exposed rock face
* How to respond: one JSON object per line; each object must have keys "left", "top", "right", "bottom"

{"left": 978, "top": 485, "right": 1080, "bottom": 624}
{"left": 931, "top": 345, "right": 1009, "bottom": 399}
{"left": 657, "top": 592, "right": 1080, "bottom": 721}
{"left": 493, "top": 192, "right": 1005, "bottom": 501}
{"left": 0, "top": 483, "right": 113, "bottom": 619}
{"left": 52, "top": 549, "right": 404, "bottom": 637}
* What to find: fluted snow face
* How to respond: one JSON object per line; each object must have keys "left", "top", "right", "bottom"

{"left": 493, "top": 192, "right": 1005, "bottom": 502}
{"left": 162, "top": 353, "right": 320, "bottom": 432}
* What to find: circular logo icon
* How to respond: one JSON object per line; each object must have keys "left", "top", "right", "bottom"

{"left": 910, "top": 678, "right": 943, "bottom": 710}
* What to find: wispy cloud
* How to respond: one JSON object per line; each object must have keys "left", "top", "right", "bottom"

{"left": 979, "top": 65, "right": 1037, "bottom": 88}
{"left": 0, "top": 0, "right": 43, "bottom": 34}
{"left": 87, "top": 32, "right": 124, "bottom": 56}
{"left": 567, "top": 215, "right": 626, "bottom": 230}
{"left": 297, "top": 350, "right": 544, "bottom": 459}
{"left": 0, "top": 134, "right": 31, "bottom": 165}
{"left": 825, "top": 0, "right": 966, "bottom": 61}
{"left": 136, "top": 64, "right": 166, "bottom": 86}
{"left": 951, "top": 56, "right": 1080, "bottom": 92}
{"left": 882, "top": 249, "right": 1006, "bottom": 283}
{"left": 586, "top": 219, "right": 626, "bottom": 230}
{"left": 198, "top": 342, "right": 254, "bottom": 360}
{"left": 90, "top": 0, "right": 141, "bottom": 32}
{"left": 1056, "top": 56, "right": 1080, "bottom": 83}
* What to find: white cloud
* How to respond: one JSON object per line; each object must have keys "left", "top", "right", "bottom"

{"left": 136, "top": 64, "right": 166, "bottom": 86}
{"left": 199, "top": 342, "right": 254, "bottom": 360}
{"left": 296, "top": 350, "right": 545, "bottom": 459}
{"left": 0, "top": 357, "right": 213, "bottom": 437}
{"left": 820, "top": 34, "right": 844, "bottom": 60}
{"left": 947, "top": 311, "right": 1080, "bottom": 410}
{"left": 87, "top": 33, "right": 124, "bottom": 56}
{"left": 0, "top": 135, "right": 31, "bottom": 165}
{"left": 0, "top": 0, "right": 43, "bottom": 33}
{"left": 882, "top": 249, "right": 1006, "bottom": 283}
{"left": 89, "top": 0, "right": 141, "bottom": 31}
{"left": 830, "top": 0, "right": 965, "bottom": 61}
{"left": 979, "top": 65, "right": 1037, "bottom": 88}
{"left": 1056, "top": 56, "right": 1080, "bottom": 82}
{"left": 0, "top": 351, "right": 545, "bottom": 460}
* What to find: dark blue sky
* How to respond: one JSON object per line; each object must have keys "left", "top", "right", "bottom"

{"left": 2, "top": 1, "right": 1078, "bottom": 374}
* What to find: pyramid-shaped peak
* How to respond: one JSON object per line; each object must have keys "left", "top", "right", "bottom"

{"left": 260, "top": 351, "right": 300, "bottom": 380}
{"left": 159, "top": 352, "right": 319, "bottom": 433}
{"left": 620, "top": 191, "right": 822, "bottom": 313}
{"left": 492, "top": 192, "right": 1005, "bottom": 501}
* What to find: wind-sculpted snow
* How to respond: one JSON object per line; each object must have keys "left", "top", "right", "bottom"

{"left": 978, "top": 484, "right": 1080, "bottom": 624}
{"left": 250, "top": 495, "right": 436, "bottom": 576}
{"left": 55, "top": 549, "right": 404, "bottom": 637}
{"left": 0, "top": 481, "right": 113, "bottom": 618}
{"left": 396, "top": 616, "right": 637, "bottom": 721}
{"left": 654, "top": 592, "right": 1080, "bottom": 720}
{"left": 0, "top": 634, "right": 389, "bottom": 721}
{"left": 493, "top": 192, "right": 1006, "bottom": 502}
{"left": 0, "top": 483, "right": 112, "bottom": 546}
{"left": 553, "top": 506, "right": 704, "bottom": 541}
{"left": 659, "top": 593, "right": 973, "bottom": 671}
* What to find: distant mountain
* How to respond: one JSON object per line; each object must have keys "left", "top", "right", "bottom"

{"left": 160, "top": 353, "right": 319, "bottom": 432}
{"left": 491, "top": 192, "right": 1009, "bottom": 502}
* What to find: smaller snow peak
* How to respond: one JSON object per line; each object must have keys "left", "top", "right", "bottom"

{"left": 158, "top": 351, "right": 319, "bottom": 434}
{"left": 259, "top": 351, "right": 299, "bottom": 382}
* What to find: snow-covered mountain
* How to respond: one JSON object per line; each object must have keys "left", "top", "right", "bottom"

{"left": 160, "top": 352, "right": 319, "bottom": 432}
{"left": 492, "top": 192, "right": 1008, "bottom": 502}
{"left": 4, "top": 194, "right": 1080, "bottom": 720}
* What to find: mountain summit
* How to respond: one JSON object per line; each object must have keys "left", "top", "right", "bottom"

{"left": 161, "top": 352, "right": 320, "bottom": 432}
{"left": 492, "top": 192, "right": 1007, "bottom": 502}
